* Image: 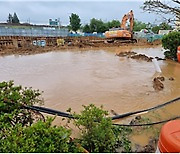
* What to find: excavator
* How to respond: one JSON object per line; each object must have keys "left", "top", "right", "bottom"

{"left": 105, "top": 10, "right": 137, "bottom": 43}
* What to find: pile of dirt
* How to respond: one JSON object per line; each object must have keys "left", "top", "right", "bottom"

{"left": 116, "top": 51, "right": 137, "bottom": 57}
{"left": 153, "top": 77, "right": 165, "bottom": 91}
{"left": 131, "top": 54, "right": 153, "bottom": 62}
{"left": 116, "top": 51, "right": 154, "bottom": 62}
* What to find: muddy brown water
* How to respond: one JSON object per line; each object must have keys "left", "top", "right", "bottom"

{"left": 0, "top": 46, "right": 179, "bottom": 148}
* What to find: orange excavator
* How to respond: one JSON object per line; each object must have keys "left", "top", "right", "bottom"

{"left": 105, "top": 10, "right": 136, "bottom": 43}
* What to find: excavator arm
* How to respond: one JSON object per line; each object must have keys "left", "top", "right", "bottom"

{"left": 120, "top": 10, "right": 134, "bottom": 32}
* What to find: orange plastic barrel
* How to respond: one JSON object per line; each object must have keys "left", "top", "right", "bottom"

{"left": 157, "top": 120, "right": 180, "bottom": 153}
{"left": 177, "top": 46, "right": 180, "bottom": 62}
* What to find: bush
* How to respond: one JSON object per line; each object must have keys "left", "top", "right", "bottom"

{"left": 72, "top": 104, "right": 132, "bottom": 153}
{"left": 0, "top": 118, "right": 83, "bottom": 153}
{"left": 0, "top": 81, "right": 44, "bottom": 129}
{"left": 0, "top": 81, "right": 84, "bottom": 153}
{"left": 0, "top": 81, "right": 132, "bottom": 153}
{"left": 162, "top": 31, "right": 180, "bottom": 60}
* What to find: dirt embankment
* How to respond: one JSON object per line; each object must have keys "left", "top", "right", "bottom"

{"left": 0, "top": 37, "right": 161, "bottom": 56}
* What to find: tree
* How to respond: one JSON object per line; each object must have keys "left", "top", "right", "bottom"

{"left": 12, "top": 12, "right": 20, "bottom": 23}
{"left": 106, "top": 20, "right": 121, "bottom": 29}
{"left": 89, "top": 18, "right": 108, "bottom": 33}
{"left": 69, "top": 13, "right": 81, "bottom": 32}
{"left": 133, "top": 20, "right": 147, "bottom": 31}
{"left": 7, "top": 12, "right": 20, "bottom": 24}
{"left": 152, "top": 22, "right": 173, "bottom": 33}
{"left": 7, "top": 13, "right": 13, "bottom": 23}
{"left": 162, "top": 31, "right": 180, "bottom": 60}
{"left": 142, "top": 0, "right": 180, "bottom": 25}
{"left": 83, "top": 24, "right": 91, "bottom": 33}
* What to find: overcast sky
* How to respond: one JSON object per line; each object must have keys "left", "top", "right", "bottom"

{"left": 0, "top": 0, "right": 170, "bottom": 26}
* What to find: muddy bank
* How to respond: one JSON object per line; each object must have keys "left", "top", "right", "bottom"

{"left": 116, "top": 51, "right": 165, "bottom": 62}
{"left": 0, "top": 37, "right": 161, "bottom": 56}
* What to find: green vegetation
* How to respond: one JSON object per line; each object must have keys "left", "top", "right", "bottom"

{"left": 73, "top": 104, "right": 117, "bottom": 152}
{"left": 0, "top": 81, "right": 133, "bottom": 153}
{"left": 69, "top": 13, "right": 81, "bottom": 32}
{"left": 82, "top": 19, "right": 120, "bottom": 33}
{"left": 0, "top": 81, "right": 82, "bottom": 153}
{"left": 7, "top": 12, "right": 20, "bottom": 24}
{"left": 89, "top": 18, "right": 108, "bottom": 33}
{"left": 152, "top": 22, "right": 172, "bottom": 34}
{"left": 162, "top": 31, "right": 180, "bottom": 60}
{"left": 0, "top": 118, "right": 81, "bottom": 153}
{"left": 133, "top": 20, "right": 147, "bottom": 31}
{"left": 71, "top": 104, "right": 132, "bottom": 153}
{"left": 0, "top": 80, "right": 43, "bottom": 128}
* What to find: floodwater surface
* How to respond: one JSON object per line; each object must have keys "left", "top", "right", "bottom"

{"left": 0, "top": 46, "right": 179, "bottom": 114}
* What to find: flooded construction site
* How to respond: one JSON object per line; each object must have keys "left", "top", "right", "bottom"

{"left": 0, "top": 43, "right": 180, "bottom": 152}
{"left": 1, "top": 0, "right": 180, "bottom": 152}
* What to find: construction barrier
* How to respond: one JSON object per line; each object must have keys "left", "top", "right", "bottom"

{"left": 156, "top": 120, "right": 180, "bottom": 152}
{"left": 57, "top": 39, "right": 65, "bottom": 46}
{"left": 33, "top": 40, "right": 46, "bottom": 47}
{"left": 177, "top": 46, "right": 180, "bottom": 62}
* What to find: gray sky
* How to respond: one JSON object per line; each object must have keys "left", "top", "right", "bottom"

{"left": 0, "top": 0, "right": 169, "bottom": 26}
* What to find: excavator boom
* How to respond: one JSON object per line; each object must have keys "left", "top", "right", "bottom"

{"left": 121, "top": 10, "right": 134, "bottom": 32}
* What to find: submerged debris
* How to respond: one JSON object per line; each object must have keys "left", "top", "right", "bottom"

{"left": 134, "top": 138, "right": 158, "bottom": 153}
{"left": 131, "top": 54, "right": 153, "bottom": 62}
{"left": 116, "top": 51, "right": 155, "bottom": 62}
{"left": 153, "top": 77, "right": 164, "bottom": 91}
{"left": 155, "top": 56, "right": 166, "bottom": 61}
{"left": 169, "top": 77, "right": 175, "bottom": 81}
{"left": 156, "top": 76, "right": 165, "bottom": 81}
{"left": 116, "top": 51, "right": 136, "bottom": 57}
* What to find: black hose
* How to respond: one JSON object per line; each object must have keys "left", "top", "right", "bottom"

{"left": 24, "top": 105, "right": 74, "bottom": 119}
{"left": 111, "top": 97, "right": 180, "bottom": 120}
{"left": 113, "top": 116, "right": 180, "bottom": 127}
{"left": 23, "top": 97, "right": 180, "bottom": 126}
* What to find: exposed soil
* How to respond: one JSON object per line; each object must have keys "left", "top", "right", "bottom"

{"left": 129, "top": 116, "right": 159, "bottom": 153}
{"left": 131, "top": 54, "right": 153, "bottom": 62}
{"left": 0, "top": 37, "right": 161, "bottom": 56}
{"left": 116, "top": 51, "right": 165, "bottom": 62}
{"left": 153, "top": 77, "right": 164, "bottom": 91}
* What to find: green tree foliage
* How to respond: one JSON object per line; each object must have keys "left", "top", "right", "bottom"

{"left": 82, "top": 19, "right": 120, "bottom": 33}
{"left": 83, "top": 24, "right": 91, "bottom": 33}
{"left": 106, "top": 20, "right": 121, "bottom": 29}
{"left": 7, "top": 13, "right": 20, "bottom": 24}
{"left": 12, "top": 13, "right": 20, "bottom": 23}
{"left": 162, "top": 31, "right": 180, "bottom": 60}
{"left": 69, "top": 13, "right": 81, "bottom": 32}
{"left": 0, "top": 81, "right": 83, "bottom": 153}
{"left": 72, "top": 104, "right": 132, "bottom": 153}
{"left": 152, "top": 26, "right": 161, "bottom": 34}
{"left": 0, "top": 118, "right": 69, "bottom": 152}
{"left": 7, "top": 13, "right": 13, "bottom": 23}
{"left": 133, "top": 20, "right": 147, "bottom": 31}
{"left": 0, "top": 80, "right": 44, "bottom": 129}
{"left": 152, "top": 22, "right": 172, "bottom": 34}
{"left": 0, "top": 117, "right": 83, "bottom": 153}
{"left": 89, "top": 18, "right": 108, "bottom": 33}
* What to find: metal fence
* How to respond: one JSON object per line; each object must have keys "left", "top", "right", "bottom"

{"left": 0, "top": 27, "right": 69, "bottom": 37}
